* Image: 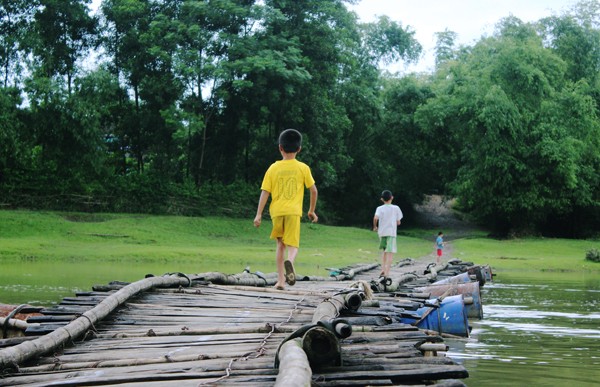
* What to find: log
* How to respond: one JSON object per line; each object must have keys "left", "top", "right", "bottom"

{"left": 1, "top": 261, "right": 479, "bottom": 386}
{"left": 275, "top": 287, "right": 363, "bottom": 380}
{"left": 312, "top": 364, "right": 469, "bottom": 382}
{"left": 193, "top": 272, "right": 277, "bottom": 287}
{"left": 372, "top": 273, "right": 419, "bottom": 292}
{"left": 0, "top": 317, "right": 37, "bottom": 331}
{"left": 418, "top": 343, "right": 448, "bottom": 357}
{"left": 330, "top": 263, "right": 380, "bottom": 281}
{"left": 97, "top": 324, "right": 295, "bottom": 339}
{"left": 302, "top": 326, "right": 341, "bottom": 368}
{"left": 274, "top": 338, "right": 312, "bottom": 387}
{"left": 162, "top": 284, "right": 327, "bottom": 299}
{"left": 0, "top": 274, "right": 190, "bottom": 370}
{"left": 311, "top": 291, "right": 363, "bottom": 324}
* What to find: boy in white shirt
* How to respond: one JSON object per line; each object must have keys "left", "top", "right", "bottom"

{"left": 373, "top": 190, "right": 403, "bottom": 278}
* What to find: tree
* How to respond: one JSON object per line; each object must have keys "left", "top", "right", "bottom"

{"left": 0, "top": 87, "right": 28, "bottom": 185}
{"left": 539, "top": 13, "right": 600, "bottom": 84}
{"left": 434, "top": 29, "right": 458, "bottom": 67}
{"left": 0, "top": 0, "right": 37, "bottom": 87}
{"left": 174, "top": 0, "right": 265, "bottom": 185}
{"left": 101, "top": 0, "right": 152, "bottom": 172}
{"left": 29, "top": 0, "right": 97, "bottom": 93}
{"left": 413, "top": 14, "right": 600, "bottom": 235}
{"left": 360, "top": 15, "right": 422, "bottom": 67}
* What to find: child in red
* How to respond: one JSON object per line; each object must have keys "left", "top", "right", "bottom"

{"left": 436, "top": 231, "right": 444, "bottom": 264}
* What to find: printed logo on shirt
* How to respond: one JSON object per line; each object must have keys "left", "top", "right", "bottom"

{"left": 278, "top": 177, "right": 298, "bottom": 199}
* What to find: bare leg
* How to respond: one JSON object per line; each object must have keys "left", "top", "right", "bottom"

{"left": 275, "top": 238, "right": 286, "bottom": 288}
{"left": 383, "top": 252, "right": 393, "bottom": 277}
{"left": 287, "top": 246, "right": 299, "bottom": 263}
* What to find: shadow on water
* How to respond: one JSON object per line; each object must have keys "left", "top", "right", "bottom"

{"left": 446, "top": 272, "right": 600, "bottom": 387}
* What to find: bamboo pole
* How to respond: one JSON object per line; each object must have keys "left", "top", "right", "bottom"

{"left": 194, "top": 272, "right": 277, "bottom": 287}
{"left": 302, "top": 326, "right": 341, "bottom": 368}
{"left": 372, "top": 273, "right": 418, "bottom": 292}
{"left": 0, "top": 274, "right": 190, "bottom": 370}
{"left": 98, "top": 324, "right": 296, "bottom": 339}
{"left": 311, "top": 291, "right": 362, "bottom": 324}
{"left": 0, "top": 318, "right": 38, "bottom": 332}
{"left": 274, "top": 338, "right": 312, "bottom": 387}
{"left": 330, "top": 263, "right": 380, "bottom": 281}
{"left": 275, "top": 287, "right": 362, "bottom": 381}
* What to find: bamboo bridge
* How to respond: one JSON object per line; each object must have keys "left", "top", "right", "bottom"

{"left": 0, "top": 258, "right": 492, "bottom": 386}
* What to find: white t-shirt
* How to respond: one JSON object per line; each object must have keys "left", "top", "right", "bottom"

{"left": 375, "top": 204, "right": 403, "bottom": 237}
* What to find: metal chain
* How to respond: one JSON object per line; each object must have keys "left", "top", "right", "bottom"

{"left": 198, "top": 295, "right": 307, "bottom": 386}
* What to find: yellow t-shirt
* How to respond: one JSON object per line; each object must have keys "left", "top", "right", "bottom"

{"left": 261, "top": 159, "right": 315, "bottom": 217}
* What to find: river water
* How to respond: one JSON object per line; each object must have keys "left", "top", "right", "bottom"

{"left": 1, "top": 264, "right": 599, "bottom": 386}
{"left": 446, "top": 271, "right": 600, "bottom": 387}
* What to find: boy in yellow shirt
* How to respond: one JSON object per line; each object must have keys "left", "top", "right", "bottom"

{"left": 254, "top": 129, "right": 318, "bottom": 290}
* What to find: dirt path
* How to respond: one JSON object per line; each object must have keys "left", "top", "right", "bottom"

{"left": 411, "top": 194, "right": 477, "bottom": 263}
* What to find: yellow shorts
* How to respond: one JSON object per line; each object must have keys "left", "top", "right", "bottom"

{"left": 270, "top": 215, "right": 301, "bottom": 248}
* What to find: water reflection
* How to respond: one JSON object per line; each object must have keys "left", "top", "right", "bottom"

{"left": 446, "top": 272, "right": 600, "bottom": 387}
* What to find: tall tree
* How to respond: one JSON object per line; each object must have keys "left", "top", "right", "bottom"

{"left": 539, "top": 13, "right": 600, "bottom": 84}
{"left": 0, "top": 0, "right": 37, "bottom": 87}
{"left": 0, "top": 87, "right": 28, "bottom": 185}
{"left": 434, "top": 29, "right": 457, "bottom": 67}
{"left": 29, "top": 0, "right": 97, "bottom": 93}
{"left": 174, "top": 0, "right": 263, "bottom": 185}
{"left": 101, "top": 0, "right": 152, "bottom": 172}
{"left": 413, "top": 14, "right": 600, "bottom": 235}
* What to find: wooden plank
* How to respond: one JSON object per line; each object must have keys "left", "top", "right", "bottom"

{"left": 0, "top": 275, "right": 191, "bottom": 369}
{"left": 313, "top": 364, "right": 469, "bottom": 381}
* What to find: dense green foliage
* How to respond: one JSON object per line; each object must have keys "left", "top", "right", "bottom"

{"left": 0, "top": 0, "right": 599, "bottom": 237}
{"left": 587, "top": 248, "right": 600, "bottom": 262}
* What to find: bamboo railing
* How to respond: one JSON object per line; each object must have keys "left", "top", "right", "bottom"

{"left": 0, "top": 274, "right": 190, "bottom": 370}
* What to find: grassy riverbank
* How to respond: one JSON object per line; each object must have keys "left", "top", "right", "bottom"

{"left": 0, "top": 210, "right": 598, "bottom": 274}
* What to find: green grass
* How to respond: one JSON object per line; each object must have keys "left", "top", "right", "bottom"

{"left": 1, "top": 210, "right": 598, "bottom": 275}
{"left": 453, "top": 237, "right": 600, "bottom": 273}
{"left": 0, "top": 210, "right": 432, "bottom": 276}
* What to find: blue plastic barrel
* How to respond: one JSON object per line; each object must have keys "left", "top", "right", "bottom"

{"left": 433, "top": 272, "right": 471, "bottom": 285}
{"left": 414, "top": 282, "right": 483, "bottom": 320}
{"left": 401, "top": 295, "right": 470, "bottom": 337}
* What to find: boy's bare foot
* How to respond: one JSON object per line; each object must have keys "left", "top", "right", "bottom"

{"left": 284, "top": 260, "right": 296, "bottom": 286}
{"left": 274, "top": 284, "right": 285, "bottom": 290}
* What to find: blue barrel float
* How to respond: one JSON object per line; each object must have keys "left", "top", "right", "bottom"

{"left": 414, "top": 281, "right": 484, "bottom": 319}
{"left": 433, "top": 271, "right": 472, "bottom": 285}
{"left": 401, "top": 294, "right": 470, "bottom": 337}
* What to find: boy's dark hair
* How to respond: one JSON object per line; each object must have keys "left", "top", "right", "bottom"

{"left": 279, "top": 129, "right": 302, "bottom": 153}
{"left": 438, "top": 231, "right": 443, "bottom": 235}
{"left": 381, "top": 190, "right": 393, "bottom": 201}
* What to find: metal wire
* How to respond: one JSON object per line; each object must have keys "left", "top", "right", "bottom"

{"left": 198, "top": 294, "right": 307, "bottom": 386}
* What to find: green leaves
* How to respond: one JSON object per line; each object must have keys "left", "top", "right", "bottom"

{"left": 360, "top": 15, "right": 422, "bottom": 66}
{"left": 409, "top": 9, "right": 600, "bottom": 235}
{"left": 1, "top": 0, "right": 599, "bottom": 236}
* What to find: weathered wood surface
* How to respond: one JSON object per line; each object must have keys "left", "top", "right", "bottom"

{"left": 0, "top": 259, "right": 482, "bottom": 386}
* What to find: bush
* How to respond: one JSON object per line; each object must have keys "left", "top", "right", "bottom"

{"left": 586, "top": 249, "right": 600, "bottom": 263}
